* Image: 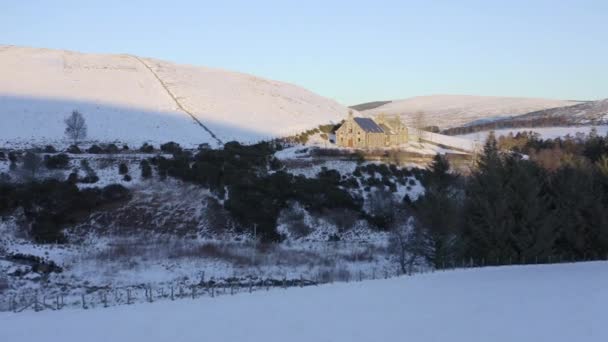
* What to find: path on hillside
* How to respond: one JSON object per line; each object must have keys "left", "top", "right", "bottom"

{"left": 130, "top": 55, "right": 223, "bottom": 145}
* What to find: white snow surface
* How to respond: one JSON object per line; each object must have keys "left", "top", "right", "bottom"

{"left": 457, "top": 125, "right": 608, "bottom": 143}
{"left": 409, "top": 128, "right": 481, "bottom": 152}
{"left": 1, "top": 262, "right": 606, "bottom": 342}
{"left": 362, "top": 95, "right": 579, "bottom": 129}
{"left": 0, "top": 45, "right": 349, "bottom": 147}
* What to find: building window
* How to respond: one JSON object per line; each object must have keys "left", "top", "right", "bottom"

{"left": 349, "top": 128, "right": 352, "bottom": 133}
{"left": 358, "top": 138, "right": 361, "bottom": 142}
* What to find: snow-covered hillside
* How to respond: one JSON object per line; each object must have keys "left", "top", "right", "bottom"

{"left": 457, "top": 125, "right": 608, "bottom": 143}
{"left": 2, "top": 262, "right": 606, "bottom": 342}
{"left": 515, "top": 98, "right": 608, "bottom": 125}
{"left": 361, "top": 95, "right": 578, "bottom": 129}
{"left": 0, "top": 45, "right": 349, "bottom": 147}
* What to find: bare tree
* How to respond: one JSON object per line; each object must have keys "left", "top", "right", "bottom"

{"left": 388, "top": 209, "right": 423, "bottom": 275}
{"left": 21, "top": 151, "right": 43, "bottom": 179}
{"left": 65, "top": 110, "right": 87, "bottom": 145}
{"left": 411, "top": 111, "right": 427, "bottom": 144}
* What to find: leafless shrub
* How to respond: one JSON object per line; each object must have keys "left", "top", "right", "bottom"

{"left": 0, "top": 276, "right": 8, "bottom": 293}
{"left": 278, "top": 204, "right": 311, "bottom": 238}
{"left": 203, "top": 197, "right": 232, "bottom": 234}
{"left": 271, "top": 248, "right": 328, "bottom": 267}
{"left": 340, "top": 246, "right": 376, "bottom": 262}
{"left": 334, "top": 267, "right": 352, "bottom": 282}
{"left": 167, "top": 242, "right": 255, "bottom": 266}
{"left": 316, "top": 266, "right": 351, "bottom": 283}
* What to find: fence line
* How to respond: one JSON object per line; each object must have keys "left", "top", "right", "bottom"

{"left": 2, "top": 255, "right": 606, "bottom": 314}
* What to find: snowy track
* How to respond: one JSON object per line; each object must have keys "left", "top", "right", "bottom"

{"left": 1, "top": 262, "right": 606, "bottom": 342}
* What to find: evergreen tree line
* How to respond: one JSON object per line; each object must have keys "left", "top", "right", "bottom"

{"left": 408, "top": 132, "right": 608, "bottom": 268}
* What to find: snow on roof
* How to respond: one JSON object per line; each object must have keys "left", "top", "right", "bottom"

{"left": 353, "top": 117, "right": 384, "bottom": 133}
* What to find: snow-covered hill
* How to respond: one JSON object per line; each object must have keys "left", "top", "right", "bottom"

{"left": 2, "top": 262, "right": 606, "bottom": 342}
{"left": 0, "top": 45, "right": 349, "bottom": 147}
{"left": 515, "top": 98, "right": 608, "bottom": 125}
{"left": 360, "top": 95, "right": 579, "bottom": 129}
{"left": 457, "top": 125, "right": 608, "bottom": 143}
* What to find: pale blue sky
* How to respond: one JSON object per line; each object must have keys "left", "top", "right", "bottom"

{"left": 1, "top": 0, "right": 607, "bottom": 105}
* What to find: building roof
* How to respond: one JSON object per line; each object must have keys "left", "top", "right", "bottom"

{"left": 353, "top": 117, "right": 384, "bottom": 133}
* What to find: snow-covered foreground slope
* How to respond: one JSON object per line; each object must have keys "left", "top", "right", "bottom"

{"left": 362, "top": 95, "right": 578, "bottom": 129}
{"left": 0, "top": 45, "right": 349, "bottom": 147}
{"left": 2, "top": 262, "right": 606, "bottom": 342}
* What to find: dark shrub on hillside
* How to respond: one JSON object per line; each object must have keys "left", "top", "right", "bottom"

{"left": 87, "top": 145, "right": 103, "bottom": 154}
{"left": 161, "top": 141, "right": 182, "bottom": 154}
{"left": 79, "top": 175, "right": 99, "bottom": 183}
{"left": 7, "top": 253, "right": 63, "bottom": 274}
{"left": 118, "top": 163, "right": 129, "bottom": 175}
{"left": 43, "top": 145, "right": 57, "bottom": 153}
{"left": 8, "top": 152, "right": 18, "bottom": 163}
{"left": 269, "top": 157, "right": 282, "bottom": 170}
{"left": 66, "top": 145, "right": 82, "bottom": 154}
{"left": 31, "top": 215, "right": 67, "bottom": 243}
{"left": 102, "top": 184, "right": 130, "bottom": 202}
{"left": 44, "top": 153, "right": 70, "bottom": 169}
{"left": 123, "top": 174, "right": 132, "bottom": 182}
{"left": 67, "top": 172, "right": 78, "bottom": 183}
{"left": 321, "top": 208, "right": 359, "bottom": 231}
{"left": 104, "top": 144, "right": 120, "bottom": 154}
{"left": 139, "top": 143, "right": 154, "bottom": 153}
{"left": 140, "top": 160, "right": 152, "bottom": 179}
{"left": 341, "top": 177, "right": 359, "bottom": 188}
{"left": 122, "top": 144, "right": 129, "bottom": 151}
{"left": 78, "top": 160, "right": 99, "bottom": 184}
{"left": 0, "top": 180, "right": 131, "bottom": 243}
{"left": 317, "top": 168, "right": 341, "bottom": 185}
{"left": 0, "top": 152, "right": 5, "bottom": 161}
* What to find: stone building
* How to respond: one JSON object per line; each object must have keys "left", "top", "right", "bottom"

{"left": 335, "top": 112, "right": 408, "bottom": 148}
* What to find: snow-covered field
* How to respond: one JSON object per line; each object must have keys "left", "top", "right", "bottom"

{"left": 362, "top": 95, "right": 578, "bottom": 129}
{"left": 1, "top": 262, "right": 606, "bottom": 342}
{"left": 0, "top": 45, "right": 349, "bottom": 148}
{"left": 457, "top": 125, "right": 608, "bottom": 143}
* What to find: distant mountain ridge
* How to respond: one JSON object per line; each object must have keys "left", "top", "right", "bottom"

{"left": 442, "top": 98, "right": 608, "bottom": 135}
{"left": 349, "top": 101, "right": 392, "bottom": 112}
{"left": 358, "top": 95, "right": 579, "bottom": 129}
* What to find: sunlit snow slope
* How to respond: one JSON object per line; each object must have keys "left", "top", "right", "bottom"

{"left": 0, "top": 45, "right": 348, "bottom": 147}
